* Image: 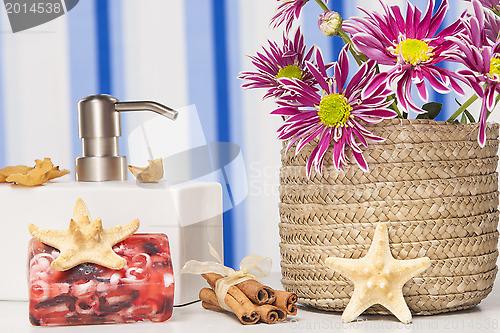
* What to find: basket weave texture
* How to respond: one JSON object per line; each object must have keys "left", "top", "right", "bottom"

{"left": 279, "top": 119, "right": 499, "bottom": 315}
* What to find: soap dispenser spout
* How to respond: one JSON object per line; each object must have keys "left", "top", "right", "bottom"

{"left": 75, "top": 94, "right": 178, "bottom": 182}
{"left": 115, "top": 101, "right": 178, "bottom": 120}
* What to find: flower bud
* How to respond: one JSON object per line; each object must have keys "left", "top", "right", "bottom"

{"left": 318, "top": 11, "right": 343, "bottom": 37}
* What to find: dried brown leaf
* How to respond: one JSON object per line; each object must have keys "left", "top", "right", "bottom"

{"left": 6, "top": 158, "right": 53, "bottom": 186}
{"left": 128, "top": 158, "right": 164, "bottom": 183}
{"left": 47, "top": 166, "right": 70, "bottom": 180}
{"left": 0, "top": 165, "right": 32, "bottom": 182}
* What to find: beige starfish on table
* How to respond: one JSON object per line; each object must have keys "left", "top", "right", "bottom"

{"left": 28, "top": 198, "right": 139, "bottom": 271}
{"left": 325, "top": 223, "right": 430, "bottom": 324}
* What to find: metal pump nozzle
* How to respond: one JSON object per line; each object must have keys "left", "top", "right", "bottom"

{"left": 115, "top": 101, "right": 178, "bottom": 120}
{"left": 75, "top": 94, "right": 178, "bottom": 182}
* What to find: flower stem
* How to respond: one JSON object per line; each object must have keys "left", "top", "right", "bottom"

{"left": 314, "top": 0, "right": 329, "bottom": 12}
{"left": 447, "top": 95, "right": 479, "bottom": 122}
{"left": 386, "top": 94, "right": 402, "bottom": 118}
{"left": 390, "top": 100, "right": 403, "bottom": 118}
{"left": 337, "top": 28, "right": 367, "bottom": 65}
{"left": 313, "top": 0, "right": 367, "bottom": 65}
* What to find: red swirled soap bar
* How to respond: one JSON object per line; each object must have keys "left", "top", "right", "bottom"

{"left": 28, "top": 234, "right": 174, "bottom": 326}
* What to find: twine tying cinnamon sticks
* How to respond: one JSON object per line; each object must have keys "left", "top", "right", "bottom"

{"left": 180, "top": 244, "right": 297, "bottom": 325}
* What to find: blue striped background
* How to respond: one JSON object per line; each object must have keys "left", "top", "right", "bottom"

{"left": 0, "top": 0, "right": 478, "bottom": 268}
{"left": 67, "top": 0, "right": 98, "bottom": 165}
{"left": 95, "top": 0, "right": 112, "bottom": 95}
{"left": 211, "top": 0, "right": 238, "bottom": 267}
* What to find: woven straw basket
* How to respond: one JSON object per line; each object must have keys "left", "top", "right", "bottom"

{"left": 279, "top": 119, "right": 499, "bottom": 315}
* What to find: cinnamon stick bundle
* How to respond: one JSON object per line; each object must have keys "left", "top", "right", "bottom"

{"left": 202, "top": 300, "right": 224, "bottom": 312}
{"left": 199, "top": 272, "right": 298, "bottom": 324}
{"left": 273, "top": 290, "right": 298, "bottom": 315}
{"left": 201, "top": 273, "right": 258, "bottom": 308}
{"left": 199, "top": 288, "right": 259, "bottom": 325}
{"left": 256, "top": 304, "right": 286, "bottom": 324}
{"left": 199, "top": 288, "right": 286, "bottom": 324}
{"left": 236, "top": 279, "right": 276, "bottom": 305}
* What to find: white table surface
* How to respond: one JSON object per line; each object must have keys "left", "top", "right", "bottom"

{"left": 2, "top": 272, "right": 499, "bottom": 332}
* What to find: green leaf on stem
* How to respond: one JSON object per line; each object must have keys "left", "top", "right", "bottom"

{"left": 416, "top": 102, "right": 442, "bottom": 120}
{"left": 453, "top": 99, "right": 476, "bottom": 123}
{"left": 448, "top": 95, "right": 479, "bottom": 122}
{"left": 464, "top": 110, "right": 476, "bottom": 123}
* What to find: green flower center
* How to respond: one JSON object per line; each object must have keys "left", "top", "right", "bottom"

{"left": 396, "top": 39, "right": 433, "bottom": 65}
{"left": 318, "top": 93, "right": 352, "bottom": 127}
{"left": 276, "top": 65, "right": 304, "bottom": 80}
{"left": 490, "top": 58, "right": 500, "bottom": 78}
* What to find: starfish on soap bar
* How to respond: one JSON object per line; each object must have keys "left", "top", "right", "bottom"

{"left": 29, "top": 198, "right": 140, "bottom": 271}
{"left": 325, "top": 223, "right": 430, "bottom": 324}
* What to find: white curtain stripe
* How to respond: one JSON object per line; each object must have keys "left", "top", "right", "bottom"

{"left": 121, "top": 0, "right": 189, "bottom": 143}
{"left": 239, "top": 0, "right": 286, "bottom": 269}
{"left": 1, "top": 11, "right": 72, "bottom": 168}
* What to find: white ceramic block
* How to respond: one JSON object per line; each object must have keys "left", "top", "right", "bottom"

{"left": 0, "top": 180, "right": 223, "bottom": 305}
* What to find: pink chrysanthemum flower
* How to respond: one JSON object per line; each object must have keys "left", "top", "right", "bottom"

{"left": 465, "top": 0, "right": 500, "bottom": 12}
{"left": 271, "top": 0, "right": 328, "bottom": 31}
{"left": 240, "top": 28, "right": 318, "bottom": 100}
{"left": 343, "top": 0, "right": 464, "bottom": 113}
{"left": 273, "top": 46, "right": 397, "bottom": 175}
{"left": 485, "top": 9, "right": 500, "bottom": 42}
{"left": 449, "top": 0, "right": 500, "bottom": 146}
